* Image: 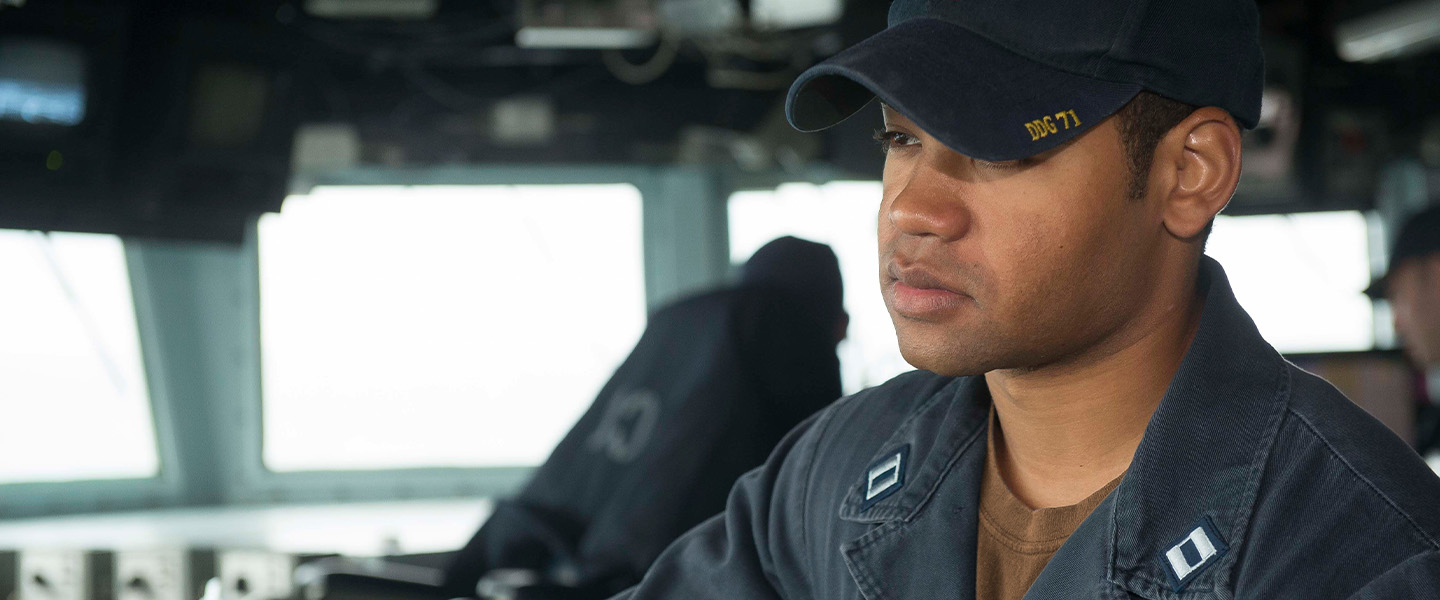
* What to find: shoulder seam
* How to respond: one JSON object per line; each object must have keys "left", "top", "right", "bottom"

{"left": 1287, "top": 407, "right": 1440, "bottom": 550}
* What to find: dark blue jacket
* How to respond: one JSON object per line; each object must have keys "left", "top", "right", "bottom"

{"left": 612, "top": 258, "right": 1440, "bottom": 599}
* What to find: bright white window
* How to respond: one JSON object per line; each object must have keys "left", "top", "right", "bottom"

{"left": 0, "top": 231, "right": 158, "bottom": 484}
{"left": 751, "top": 0, "right": 843, "bottom": 29}
{"left": 1207, "top": 211, "right": 1375, "bottom": 353}
{"left": 729, "top": 181, "right": 911, "bottom": 394}
{"left": 259, "top": 185, "right": 647, "bottom": 472}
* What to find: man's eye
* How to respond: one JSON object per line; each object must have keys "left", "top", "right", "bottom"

{"left": 872, "top": 129, "right": 918, "bottom": 154}
{"left": 974, "top": 158, "right": 1027, "bottom": 170}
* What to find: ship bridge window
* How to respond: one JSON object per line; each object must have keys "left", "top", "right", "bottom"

{"left": 0, "top": 230, "right": 158, "bottom": 484}
{"left": 1207, "top": 210, "right": 1377, "bottom": 354}
{"left": 258, "top": 184, "right": 646, "bottom": 473}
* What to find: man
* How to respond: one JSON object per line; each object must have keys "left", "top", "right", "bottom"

{"left": 609, "top": 0, "right": 1440, "bottom": 598}
{"left": 1369, "top": 206, "right": 1440, "bottom": 461}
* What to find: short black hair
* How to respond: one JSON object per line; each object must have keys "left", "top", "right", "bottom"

{"left": 1113, "top": 91, "right": 1218, "bottom": 243}
{"left": 1115, "top": 91, "right": 1199, "bottom": 201}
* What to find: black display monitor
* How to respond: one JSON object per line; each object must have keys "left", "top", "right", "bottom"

{"left": 0, "top": 38, "right": 88, "bottom": 127}
{"left": 0, "top": 2, "right": 127, "bottom": 232}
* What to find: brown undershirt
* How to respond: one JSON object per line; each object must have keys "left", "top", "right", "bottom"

{"left": 975, "top": 411, "right": 1125, "bottom": 600}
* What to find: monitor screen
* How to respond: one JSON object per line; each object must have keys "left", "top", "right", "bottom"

{"left": 0, "top": 38, "right": 87, "bottom": 127}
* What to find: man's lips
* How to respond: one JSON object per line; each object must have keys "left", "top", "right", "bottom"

{"left": 889, "top": 264, "right": 957, "bottom": 292}
{"left": 885, "top": 263, "right": 972, "bottom": 317}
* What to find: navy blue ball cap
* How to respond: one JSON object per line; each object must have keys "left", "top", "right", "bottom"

{"left": 788, "top": 18, "right": 1143, "bottom": 162}
{"left": 787, "top": 0, "right": 1265, "bottom": 162}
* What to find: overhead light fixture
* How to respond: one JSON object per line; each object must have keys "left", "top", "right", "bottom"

{"left": 1336, "top": 0, "right": 1440, "bottom": 62}
{"left": 515, "top": 27, "right": 657, "bottom": 49}
{"left": 304, "top": 0, "right": 438, "bottom": 20}
{"left": 515, "top": 0, "right": 661, "bottom": 49}
{"left": 750, "top": 0, "right": 842, "bottom": 30}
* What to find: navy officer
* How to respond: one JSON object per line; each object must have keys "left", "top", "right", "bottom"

{"left": 613, "top": 0, "right": 1440, "bottom": 597}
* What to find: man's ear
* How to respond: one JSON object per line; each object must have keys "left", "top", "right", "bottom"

{"left": 1156, "top": 107, "right": 1243, "bottom": 240}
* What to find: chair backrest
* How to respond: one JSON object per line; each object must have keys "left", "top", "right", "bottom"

{"left": 441, "top": 286, "right": 842, "bottom": 597}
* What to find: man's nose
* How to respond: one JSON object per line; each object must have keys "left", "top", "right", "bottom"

{"left": 884, "top": 162, "right": 971, "bottom": 241}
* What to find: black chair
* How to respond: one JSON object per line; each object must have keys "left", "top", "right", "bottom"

{"left": 301, "top": 283, "right": 843, "bottom": 600}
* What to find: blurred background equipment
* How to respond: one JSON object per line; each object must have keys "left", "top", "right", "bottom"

{"left": 2, "top": 0, "right": 1438, "bottom": 237}
{"left": 113, "top": 549, "right": 215, "bottom": 600}
{"left": 1336, "top": 0, "right": 1440, "bottom": 62}
{"left": 0, "top": 0, "right": 299, "bottom": 242}
{"left": 4, "top": 549, "right": 316, "bottom": 600}
{"left": 16, "top": 551, "right": 112, "bottom": 600}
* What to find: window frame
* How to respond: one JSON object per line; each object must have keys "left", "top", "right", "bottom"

{"left": 0, "top": 240, "right": 187, "bottom": 518}
{"left": 0, "top": 165, "right": 737, "bottom": 517}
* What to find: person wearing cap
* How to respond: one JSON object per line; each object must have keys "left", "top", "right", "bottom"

{"left": 739, "top": 235, "right": 851, "bottom": 347}
{"left": 1369, "top": 206, "right": 1440, "bottom": 462}
{"left": 612, "top": 0, "right": 1440, "bottom": 598}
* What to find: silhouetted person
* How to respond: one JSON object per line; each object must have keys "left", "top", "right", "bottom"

{"left": 440, "top": 236, "right": 848, "bottom": 599}
{"left": 1369, "top": 205, "right": 1440, "bottom": 459}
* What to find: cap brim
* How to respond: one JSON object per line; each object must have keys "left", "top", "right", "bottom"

{"left": 786, "top": 18, "right": 1143, "bottom": 162}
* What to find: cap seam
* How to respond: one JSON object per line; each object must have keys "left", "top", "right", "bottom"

{"left": 1093, "top": 0, "right": 1148, "bottom": 78}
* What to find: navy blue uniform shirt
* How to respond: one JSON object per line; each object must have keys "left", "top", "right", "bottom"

{"left": 612, "top": 257, "right": 1440, "bottom": 599}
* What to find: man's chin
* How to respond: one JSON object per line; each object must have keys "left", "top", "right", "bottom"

{"left": 896, "top": 340, "right": 998, "bottom": 379}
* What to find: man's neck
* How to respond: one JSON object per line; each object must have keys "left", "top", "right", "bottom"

{"left": 984, "top": 280, "right": 1204, "bottom": 509}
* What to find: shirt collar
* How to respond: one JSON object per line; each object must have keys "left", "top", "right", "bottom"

{"left": 1105, "top": 256, "right": 1290, "bottom": 596}
{"left": 838, "top": 375, "right": 987, "bottom": 523}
